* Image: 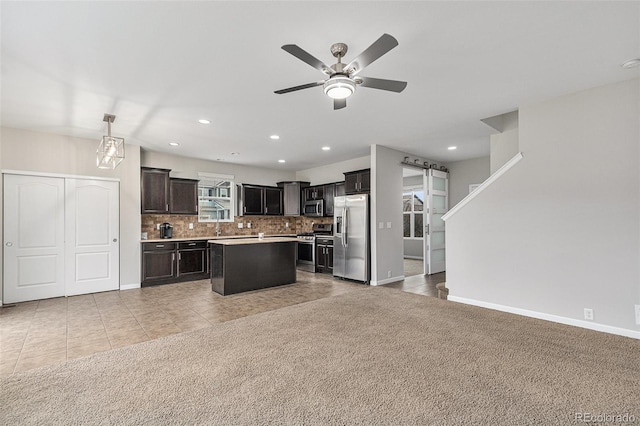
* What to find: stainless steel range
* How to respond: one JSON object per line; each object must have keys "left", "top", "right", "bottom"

{"left": 296, "top": 223, "right": 333, "bottom": 272}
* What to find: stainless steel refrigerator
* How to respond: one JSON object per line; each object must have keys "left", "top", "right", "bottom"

{"left": 333, "top": 194, "right": 370, "bottom": 283}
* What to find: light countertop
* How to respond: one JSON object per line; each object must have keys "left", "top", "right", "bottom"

{"left": 142, "top": 234, "right": 296, "bottom": 243}
{"left": 208, "top": 237, "right": 299, "bottom": 246}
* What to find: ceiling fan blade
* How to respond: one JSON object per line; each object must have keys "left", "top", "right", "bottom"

{"left": 334, "top": 99, "right": 347, "bottom": 110}
{"left": 345, "top": 34, "right": 399, "bottom": 76}
{"left": 281, "top": 45, "right": 333, "bottom": 75}
{"left": 274, "top": 81, "right": 324, "bottom": 95}
{"left": 358, "top": 76, "right": 407, "bottom": 93}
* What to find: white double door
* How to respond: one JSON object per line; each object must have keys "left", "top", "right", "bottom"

{"left": 3, "top": 174, "right": 120, "bottom": 303}
{"left": 423, "top": 169, "right": 448, "bottom": 275}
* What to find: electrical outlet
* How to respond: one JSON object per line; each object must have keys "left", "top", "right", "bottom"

{"left": 584, "top": 308, "right": 594, "bottom": 321}
{"left": 285, "top": 222, "right": 289, "bottom": 228}
{"left": 635, "top": 305, "right": 640, "bottom": 325}
{"left": 387, "top": 270, "right": 391, "bottom": 278}
{"left": 247, "top": 222, "right": 251, "bottom": 229}
{"left": 387, "top": 222, "right": 392, "bottom": 229}
{"left": 156, "top": 224, "right": 160, "bottom": 230}
{"left": 188, "top": 223, "right": 194, "bottom": 230}
{"left": 379, "top": 222, "right": 384, "bottom": 229}
{"left": 238, "top": 223, "right": 243, "bottom": 229}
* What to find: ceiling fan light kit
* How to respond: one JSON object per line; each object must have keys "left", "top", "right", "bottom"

{"left": 275, "top": 33, "right": 407, "bottom": 109}
{"left": 323, "top": 75, "right": 356, "bottom": 99}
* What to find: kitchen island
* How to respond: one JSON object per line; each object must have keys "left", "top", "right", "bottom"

{"left": 209, "top": 237, "right": 298, "bottom": 295}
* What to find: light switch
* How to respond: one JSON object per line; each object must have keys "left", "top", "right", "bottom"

{"left": 379, "top": 222, "right": 384, "bottom": 229}
{"left": 238, "top": 223, "right": 243, "bottom": 229}
{"left": 188, "top": 223, "right": 194, "bottom": 230}
{"left": 387, "top": 222, "right": 392, "bottom": 229}
{"left": 247, "top": 222, "right": 251, "bottom": 229}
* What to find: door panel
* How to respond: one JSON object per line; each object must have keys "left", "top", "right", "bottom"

{"left": 65, "top": 179, "right": 119, "bottom": 296}
{"left": 3, "top": 174, "right": 66, "bottom": 303}
{"left": 424, "top": 169, "right": 448, "bottom": 275}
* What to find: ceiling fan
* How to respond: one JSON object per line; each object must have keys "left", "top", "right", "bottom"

{"left": 274, "top": 33, "right": 407, "bottom": 110}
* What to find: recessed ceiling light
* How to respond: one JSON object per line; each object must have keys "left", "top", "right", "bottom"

{"left": 198, "top": 119, "right": 211, "bottom": 125}
{"left": 621, "top": 58, "right": 640, "bottom": 69}
{"left": 278, "top": 159, "right": 286, "bottom": 163}
{"left": 231, "top": 152, "right": 239, "bottom": 155}
{"left": 448, "top": 146, "right": 457, "bottom": 150}
{"left": 270, "top": 135, "right": 280, "bottom": 140}
{"left": 322, "top": 146, "right": 331, "bottom": 151}
{"left": 168, "top": 142, "right": 180, "bottom": 147}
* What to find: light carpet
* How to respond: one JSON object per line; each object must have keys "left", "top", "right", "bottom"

{"left": 1, "top": 286, "right": 639, "bottom": 425}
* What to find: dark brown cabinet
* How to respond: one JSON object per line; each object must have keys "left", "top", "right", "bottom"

{"left": 177, "top": 241, "right": 208, "bottom": 278}
{"left": 142, "top": 240, "right": 209, "bottom": 286}
{"left": 264, "top": 187, "right": 283, "bottom": 215}
{"left": 141, "top": 168, "right": 170, "bottom": 213}
{"left": 277, "top": 181, "right": 310, "bottom": 216}
{"left": 324, "top": 184, "right": 336, "bottom": 216}
{"left": 335, "top": 182, "right": 346, "bottom": 197}
{"left": 142, "top": 242, "right": 177, "bottom": 285}
{"left": 344, "top": 169, "right": 370, "bottom": 194}
{"left": 241, "top": 185, "right": 283, "bottom": 215}
{"left": 316, "top": 237, "right": 334, "bottom": 274}
{"left": 304, "top": 185, "right": 324, "bottom": 202}
{"left": 170, "top": 178, "right": 198, "bottom": 215}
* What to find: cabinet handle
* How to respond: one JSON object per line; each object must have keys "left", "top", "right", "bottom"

{"left": 156, "top": 244, "right": 164, "bottom": 248}
{"left": 166, "top": 204, "right": 169, "bottom": 211}
{"left": 172, "top": 253, "right": 175, "bottom": 261}
{"left": 178, "top": 253, "right": 181, "bottom": 261}
{"left": 188, "top": 243, "right": 196, "bottom": 246}
{"left": 265, "top": 207, "right": 268, "bottom": 214}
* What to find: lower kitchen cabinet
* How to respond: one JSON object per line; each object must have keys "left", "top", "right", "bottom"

{"left": 142, "top": 240, "right": 209, "bottom": 286}
{"left": 315, "top": 238, "right": 334, "bottom": 274}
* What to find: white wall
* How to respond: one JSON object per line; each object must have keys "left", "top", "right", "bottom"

{"left": 141, "top": 149, "right": 295, "bottom": 185}
{"left": 447, "top": 156, "right": 490, "bottom": 207}
{"left": 372, "top": 145, "right": 440, "bottom": 284}
{"left": 0, "top": 127, "right": 142, "bottom": 291}
{"left": 445, "top": 78, "right": 640, "bottom": 335}
{"left": 295, "top": 156, "right": 370, "bottom": 185}
{"left": 490, "top": 129, "right": 519, "bottom": 174}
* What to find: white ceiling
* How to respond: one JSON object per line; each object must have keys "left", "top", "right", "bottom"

{"left": 1, "top": 1, "right": 638, "bottom": 171}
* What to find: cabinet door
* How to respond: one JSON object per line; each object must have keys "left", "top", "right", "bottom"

{"left": 326, "top": 245, "right": 334, "bottom": 271}
{"left": 142, "top": 250, "right": 176, "bottom": 284}
{"left": 283, "top": 183, "right": 301, "bottom": 216}
{"left": 243, "top": 185, "right": 264, "bottom": 215}
{"left": 344, "top": 173, "right": 359, "bottom": 194}
{"left": 178, "top": 249, "right": 207, "bottom": 276}
{"left": 316, "top": 244, "right": 327, "bottom": 271}
{"left": 265, "top": 187, "right": 283, "bottom": 215}
{"left": 170, "top": 179, "right": 198, "bottom": 215}
{"left": 335, "top": 182, "right": 346, "bottom": 197}
{"left": 359, "top": 170, "right": 371, "bottom": 193}
{"left": 324, "top": 184, "right": 335, "bottom": 216}
{"left": 141, "top": 168, "right": 170, "bottom": 213}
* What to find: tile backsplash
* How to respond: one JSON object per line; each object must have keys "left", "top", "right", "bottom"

{"left": 141, "top": 214, "right": 333, "bottom": 239}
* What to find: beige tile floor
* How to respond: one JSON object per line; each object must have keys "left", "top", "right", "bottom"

{"left": 0, "top": 266, "right": 441, "bottom": 377}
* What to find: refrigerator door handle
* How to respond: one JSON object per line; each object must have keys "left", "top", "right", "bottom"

{"left": 343, "top": 207, "right": 348, "bottom": 247}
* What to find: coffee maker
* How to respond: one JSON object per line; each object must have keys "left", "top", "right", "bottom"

{"left": 159, "top": 223, "right": 173, "bottom": 239}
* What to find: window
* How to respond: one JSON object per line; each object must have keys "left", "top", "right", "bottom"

{"left": 197, "top": 173, "right": 234, "bottom": 222}
{"left": 403, "top": 187, "right": 424, "bottom": 239}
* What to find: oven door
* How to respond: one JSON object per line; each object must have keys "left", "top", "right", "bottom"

{"left": 296, "top": 240, "right": 315, "bottom": 272}
{"left": 303, "top": 200, "right": 324, "bottom": 217}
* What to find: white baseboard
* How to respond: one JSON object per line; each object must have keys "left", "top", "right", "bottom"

{"left": 371, "top": 275, "right": 405, "bottom": 286}
{"left": 119, "top": 283, "right": 141, "bottom": 291}
{"left": 449, "top": 295, "right": 640, "bottom": 340}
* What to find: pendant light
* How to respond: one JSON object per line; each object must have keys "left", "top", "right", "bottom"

{"left": 97, "top": 113, "right": 125, "bottom": 169}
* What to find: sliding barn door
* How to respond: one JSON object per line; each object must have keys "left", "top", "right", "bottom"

{"left": 424, "top": 169, "right": 449, "bottom": 275}
{"left": 3, "top": 174, "right": 66, "bottom": 303}
{"left": 65, "top": 179, "right": 120, "bottom": 296}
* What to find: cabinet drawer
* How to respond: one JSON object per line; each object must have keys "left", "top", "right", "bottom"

{"left": 178, "top": 241, "right": 208, "bottom": 250}
{"left": 143, "top": 242, "right": 177, "bottom": 251}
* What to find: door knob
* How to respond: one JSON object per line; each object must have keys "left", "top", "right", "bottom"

{"left": 5, "top": 242, "right": 12, "bottom": 247}
{"left": 113, "top": 238, "right": 118, "bottom": 242}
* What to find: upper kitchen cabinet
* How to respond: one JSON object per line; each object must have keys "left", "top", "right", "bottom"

{"left": 241, "top": 185, "right": 283, "bottom": 216}
{"left": 141, "top": 167, "right": 170, "bottom": 213}
{"left": 304, "top": 185, "right": 324, "bottom": 202}
{"left": 344, "top": 169, "right": 370, "bottom": 194}
{"left": 323, "top": 184, "right": 336, "bottom": 216}
{"left": 335, "top": 182, "right": 346, "bottom": 197}
{"left": 278, "top": 181, "right": 310, "bottom": 216}
{"left": 169, "top": 178, "right": 198, "bottom": 215}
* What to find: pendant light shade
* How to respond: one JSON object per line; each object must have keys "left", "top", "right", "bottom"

{"left": 97, "top": 114, "right": 125, "bottom": 169}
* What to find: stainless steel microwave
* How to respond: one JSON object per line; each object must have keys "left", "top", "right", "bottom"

{"left": 303, "top": 199, "right": 324, "bottom": 217}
